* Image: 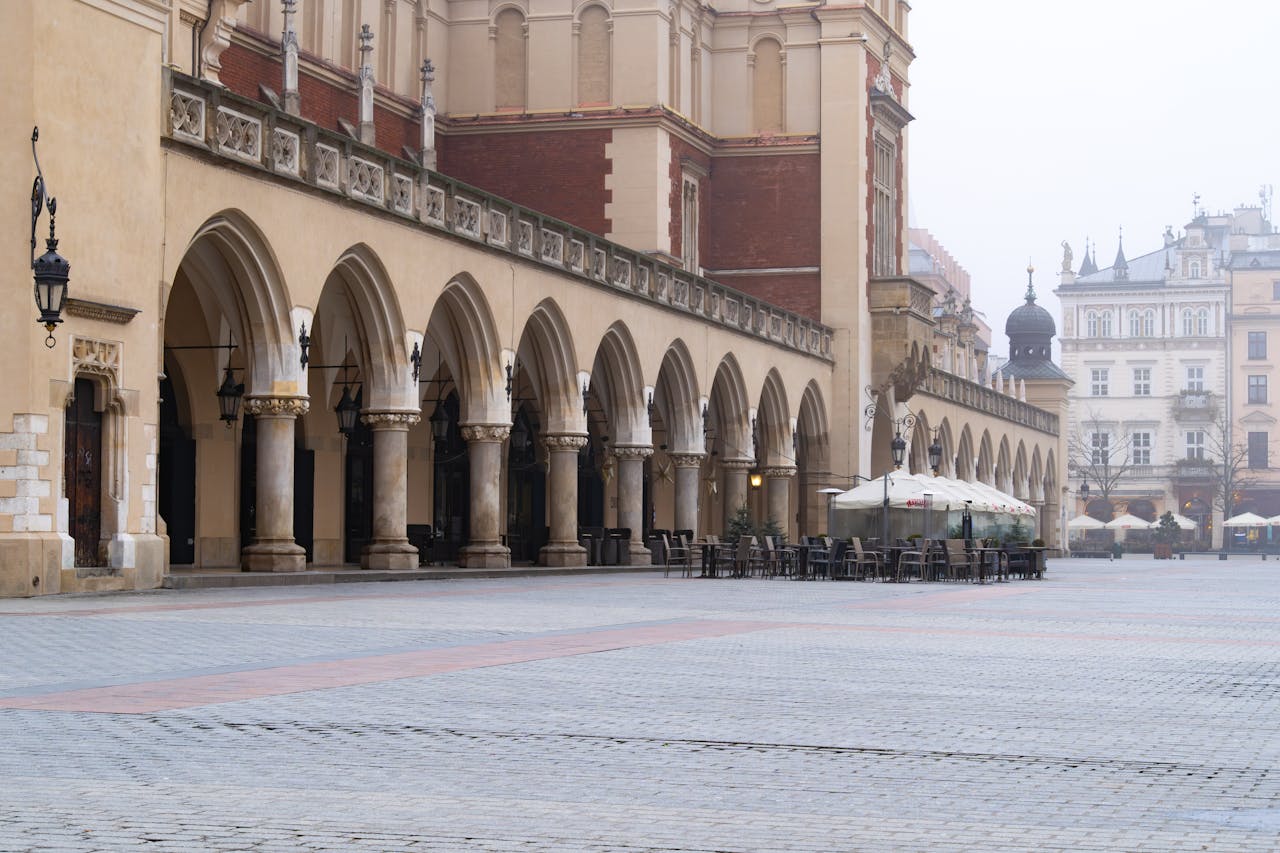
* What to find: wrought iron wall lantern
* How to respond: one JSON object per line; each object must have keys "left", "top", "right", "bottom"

{"left": 927, "top": 428, "right": 943, "bottom": 475}
{"left": 298, "top": 323, "right": 311, "bottom": 367}
{"left": 164, "top": 335, "right": 242, "bottom": 427}
{"left": 417, "top": 343, "right": 451, "bottom": 442}
{"left": 30, "top": 128, "right": 69, "bottom": 348}
{"left": 749, "top": 472, "right": 763, "bottom": 489}
{"left": 889, "top": 411, "right": 916, "bottom": 469}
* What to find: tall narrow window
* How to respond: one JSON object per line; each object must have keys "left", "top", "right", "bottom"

{"left": 1086, "top": 311, "right": 1098, "bottom": 337}
{"left": 1248, "top": 375, "right": 1268, "bottom": 404}
{"left": 751, "top": 38, "right": 784, "bottom": 134}
{"left": 1090, "top": 368, "right": 1109, "bottom": 396}
{"left": 1143, "top": 310, "right": 1155, "bottom": 337}
{"left": 1186, "top": 430, "right": 1206, "bottom": 460}
{"left": 1133, "top": 367, "right": 1151, "bottom": 397}
{"left": 577, "top": 5, "right": 611, "bottom": 106}
{"left": 872, "top": 134, "right": 896, "bottom": 276}
{"left": 494, "top": 9, "right": 527, "bottom": 111}
{"left": 1099, "top": 312, "right": 1113, "bottom": 337}
{"left": 1249, "top": 432, "right": 1269, "bottom": 469}
{"left": 1128, "top": 310, "right": 1140, "bottom": 337}
{"left": 1196, "top": 308, "right": 1210, "bottom": 335}
{"left": 681, "top": 176, "right": 699, "bottom": 272}
{"left": 1182, "top": 308, "right": 1194, "bottom": 336}
{"left": 1131, "top": 431, "right": 1152, "bottom": 466}
{"left": 1249, "top": 331, "right": 1267, "bottom": 359}
{"left": 1185, "top": 366, "right": 1205, "bottom": 392}
{"left": 1090, "top": 432, "right": 1110, "bottom": 465}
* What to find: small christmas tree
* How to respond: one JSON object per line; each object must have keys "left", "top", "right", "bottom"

{"left": 726, "top": 504, "right": 753, "bottom": 542}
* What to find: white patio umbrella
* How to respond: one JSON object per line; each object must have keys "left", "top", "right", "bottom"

{"left": 1222, "top": 512, "right": 1269, "bottom": 528}
{"left": 1105, "top": 513, "right": 1151, "bottom": 530}
{"left": 1067, "top": 514, "right": 1105, "bottom": 530}
{"left": 1148, "top": 513, "right": 1197, "bottom": 531}
{"left": 1267, "top": 514, "right": 1280, "bottom": 526}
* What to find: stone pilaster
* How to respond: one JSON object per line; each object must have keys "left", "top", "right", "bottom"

{"left": 358, "top": 24, "right": 375, "bottom": 145}
{"left": 360, "top": 412, "right": 420, "bottom": 570}
{"left": 459, "top": 424, "right": 511, "bottom": 568}
{"left": 721, "top": 458, "right": 754, "bottom": 534}
{"left": 540, "top": 434, "right": 588, "bottom": 567}
{"left": 241, "top": 396, "right": 309, "bottom": 572}
{"left": 281, "top": 0, "right": 301, "bottom": 115}
{"left": 669, "top": 453, "right": 704, "bottom": 538}
{"left": 419, "top": 59, "right": 437, "bottom": 169}
{"left": 614, "top": 445, "right": 653, "bottom": 565}
{"left": 763, "top": 466, "right": 796, "bottom": 537}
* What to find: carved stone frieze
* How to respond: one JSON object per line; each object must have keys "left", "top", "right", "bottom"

{"left": 669, "top": 453, "right": 706, "bottom": 469}
{"left": 461, "top": 424, "right": 511, "bottom": 443}
{"left": 543, "top": 434, "right": 589, "bottom": 451}
{"left": 65, "top": 299, "right": 140, "bottom": 325}
{"left": 762, "top": 466, "right": 797, "bottom": 480}
{"left": 71, "top": 337, "right": 121, "bottom": 389}
{"left": 244, "top": 396, "right": 310, "bottom": 417}
{"left": 360, "top": 411, "right": 421, "bottom": 429}
{"left": 612, "top": 445, "right": 654, "bottom": 461}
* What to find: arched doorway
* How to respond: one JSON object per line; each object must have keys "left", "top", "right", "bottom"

{"left": 429, "top": 391, "right": 469, "bottom": 562}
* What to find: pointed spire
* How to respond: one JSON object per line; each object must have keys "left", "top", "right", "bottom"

{"left": 1078, "top": 237, "right": 1098, "bottom": 276}
{"left": 1113, "top": 227, "right": 1129, "bottom": 280}
{"left": 1024, "top": 261, "right": 1037, "bottom": 303}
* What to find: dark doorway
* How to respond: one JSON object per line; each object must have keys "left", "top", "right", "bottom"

{"left": 344, "top": 389, "right": 374, "bottom": 564}
{"left": 578, "top": 440, "right": 604, "bottom": 529}
{"left": 158, "top": 368, "right": 196, "bottom": 564}
{"left": 239, "top": 414, "right": 315, "bottom": 562}
{"left": 65, "top": 378, "right": 102, "bottom": 567}
{"left": 431, "top": 392, "right": 469, "bottom": 562}
{"left": 507, "top": 405, "right": 545, "bottom": 562}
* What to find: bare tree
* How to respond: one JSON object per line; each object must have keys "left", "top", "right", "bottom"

{"left": 1201, "top": 406, "right": 1258, "bottom": 521}
{"left": 1067, "top": 409, "right": 1135, "bottom": 515}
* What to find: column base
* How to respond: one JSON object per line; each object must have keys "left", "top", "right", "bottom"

{"left": 361, "top": 540, "right": 420, "bottom": 570}
{"left": 627, "top": 543, "right": 652, "bottom": 566}
{"left": 241, "top": 540, "right": 307, "bottom": 573}
{"left": 539, "top": 542, "right": 588, "bottom": 567}
{"left": 458, "top": 543, "right": 511, "bottom": 569}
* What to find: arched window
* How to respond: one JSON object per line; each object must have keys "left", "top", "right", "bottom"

{"left": 1143, "top": 309, "right": 1155, "bottom": 337}
{"left": 1182, "top": 308, "right": 1194, "bottom": 336}
{"left": 494, "top": 8, "right": 527, "bottom": 111}
{"left": 1099, "top": 311, "right": 1113, "bottom": 338}
{"left": 751, "top": 37, "right": 784, "bottom": 134}
{"left": 577, "top": 5, "right": 611, "bottom": 106}
{"left": 1086, "top": 311, "right": 1098, "bottom": 337}
{"left": 1128, "top": 310, "right": 1140, "bottom": 337}
{"left": 1190, "top": 260, "right": 1201, "bottom": 278}
{"left": 1196, "top": 308, "right": 1210, "bottom": 335}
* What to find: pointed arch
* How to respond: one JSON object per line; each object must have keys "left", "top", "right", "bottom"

{"left": 756, "top": 369, "right": 791, "bottom": 466}
{"left": 956, "top": 425, "right": 975, "bottom": 482}
{"left": 425, "top": 274, "right": 504, "bottom": 424}
{"left": 976, "top": 430, "right": 994, "bottom": 485}
{"left": 590, "top": 321, "right": 648, "bottom": 446}
{"left": 516, "top": 298, "right": 582, "bottom": 434}
{"left": 1012, "top": 440, "right": 1029, "bottom": 500}
{"left": 654, "top": 339, "right": 701, "bottom": 453}
{"left": 328, "top": 244, "right": 409, "bottom": 409}
{"left": 709, "top": 354, "right": 751, "bottom": 460}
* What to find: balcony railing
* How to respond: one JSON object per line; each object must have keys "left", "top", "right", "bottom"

{"left": 163, "top": 71, "right": 833, "bottom": 361}
{"left": 918, "top": 367, "right": 1060, "bottom": 435}
{"left": 1171, "top": 390, "right": 1217, "bottom": 420}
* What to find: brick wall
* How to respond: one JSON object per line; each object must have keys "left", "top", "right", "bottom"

{"left": 713, "top": 273, "right": 821, "bottom": 322}
{"left": 668, "top": 137, "right": 712, "bottom": 260}
{"left": 439, "top": 130, "right": 614, "bottom": 236}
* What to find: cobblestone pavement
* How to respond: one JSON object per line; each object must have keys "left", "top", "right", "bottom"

{"left": 2, "top": 557, "right": 1280, "bottom": 851}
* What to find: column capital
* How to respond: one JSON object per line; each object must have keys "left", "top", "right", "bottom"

{"left": 360, "top": 411, "right": 421, "bottom": 429}
{"left": 721, "top": 458, "right": 755, "bottom": 472}
{"left": 544, "top": 433, "right": 589, "bottom": 451}
{"left": 669, "top": 452, "right": 706, "bottom": 469}
{"left": 613, "top": 445, "right": 653, "bottom": 461}
{"left": 461, "top": 423, "right": 511, "bottom": 443}
{"left": 244, "top": 396, "right": 309, "bottom": 417}
{"left": 763, "top": 466, "right": 797, "bottom": 480}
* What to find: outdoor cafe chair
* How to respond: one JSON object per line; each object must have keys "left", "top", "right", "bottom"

{"left": 895, "top": 540, "right": 927, "bottom": 582}
{"left": 662, "top": 532, "right": 692, "bottom": 578}
{"left": 846, "top": 538, "right": 884, "bottom": 581}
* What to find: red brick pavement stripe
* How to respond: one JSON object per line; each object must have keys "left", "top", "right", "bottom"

{"left": 0, "top": 619, "right": 788, "bottom": 714}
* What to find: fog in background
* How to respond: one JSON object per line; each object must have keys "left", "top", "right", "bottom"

{"left": 908, "top": 0, "right": 1280, "bottom": 357}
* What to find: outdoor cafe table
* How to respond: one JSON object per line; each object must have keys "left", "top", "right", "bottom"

{"left": 968, "top": 545, "right": 1008, "bottom": 583}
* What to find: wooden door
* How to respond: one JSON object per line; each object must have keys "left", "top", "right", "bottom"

{"left": 65, "top": 378, "right": 102, "bottom": 567}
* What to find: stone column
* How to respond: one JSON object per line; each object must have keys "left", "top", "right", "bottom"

{"left": 721, "top": 458, "right": 754, "bottom": 534}
{"left": 241, "top": 397, "right": 308, "bottom": 572}
{"left": 764, "top": 466, "right": 796, "bottom": 536}
{"left": 540, "top": 434, "right": 588, "bottom": 567}
{"left": 670, "top": 453, "right": 704, "bottom": 538}
{"left": 614, "top": 445, "right": 653, "bottom": 565}
{"left": 459, "top": 424, "right": 510, "bottom": 568}
{"left": 360, "top": 412, "right": 420, "bottom": 570}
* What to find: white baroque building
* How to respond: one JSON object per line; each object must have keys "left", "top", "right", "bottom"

{"left": 1056, "top": 206, "right": 1272, "bottom": 544}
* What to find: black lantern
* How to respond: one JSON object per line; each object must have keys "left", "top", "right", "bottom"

{"left": 927, "top": 433, "right": 943, "bottom": 475}
{"left": 429, "top": 402, "right": 449, "bottom": 442}
{"left": 1080, "top": 481, "right": 1090, "bottom": 503}
{"left": 335, "top": 384, "right": 360, "bottom": 436}
{"left": 30, "top": 128, "right": 68, "bottom": 348}
{"left": 216, "top": 366, "right": 244, "bottom": 426}
{"left": 890, "top": 431, "right": 907, "bottom": 468}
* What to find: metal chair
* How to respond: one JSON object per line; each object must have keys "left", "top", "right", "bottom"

{"left": 662, "top": 532, "right": 692, "bottom": 578}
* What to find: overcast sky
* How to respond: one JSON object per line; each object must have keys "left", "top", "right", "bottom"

{"left": 908, "top": 0, "right": 1280, "bottom": 357}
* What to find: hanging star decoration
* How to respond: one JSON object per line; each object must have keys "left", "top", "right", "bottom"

{"left": 601, "top": 455, "right": 615, "bottom": 486}
{"left": 703, "top": 471, "right": 718, "bottom": 497}
{"left": 656, "top": 458, "right": 674, "bottom": 484}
